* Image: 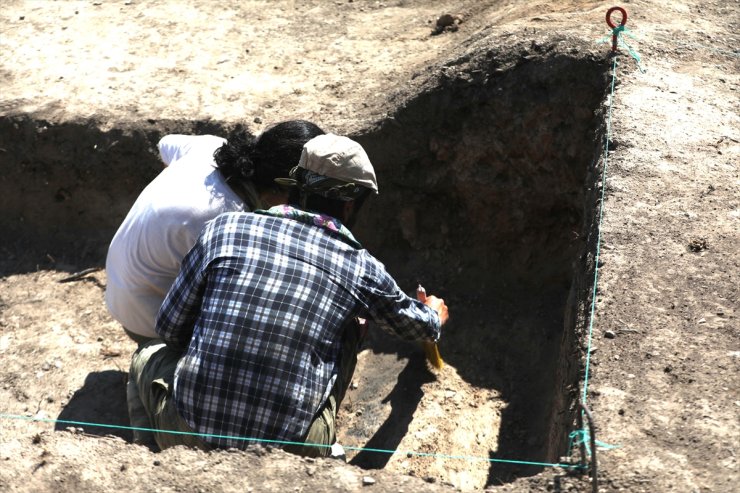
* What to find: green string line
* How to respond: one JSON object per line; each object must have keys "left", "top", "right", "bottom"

{"left": 599, "top": 26, "right": 646, "bottom": 73}
{"left": 2, "top": 30, "right": 645, "bottom": 473}
{"left": 581, "top": 54, "right": 618, "bottom": 406}
{"left": 0, "top": 413, "right": 581, "bottom": 469}
{"left": 602, "top": 27, "right": 740, "bottom": 61}
{"left": 567, "top": 430, "right": 620, "bottom": 460}
{"left": 570, "top": 49, "right": 627, "bottom": 464}
{"left": 4, "top": 60, "right": 626, "bottom": 472}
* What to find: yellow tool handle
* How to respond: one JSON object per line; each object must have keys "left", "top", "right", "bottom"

{"left": 417, "top": 284, "right": 444, "bottom": 370}
{"left": 422, "top": 340, "right": 444, "bottom": 370}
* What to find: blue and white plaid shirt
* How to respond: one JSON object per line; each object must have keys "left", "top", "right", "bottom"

{"left": 156, "top": 206, "right": 440, "bottom": 448}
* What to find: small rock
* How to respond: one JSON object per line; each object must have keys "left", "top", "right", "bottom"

{"left": 688, "top": 237, "right": 708, "bottom": 252}
{"left": 698, "top": 318, "right": 706, "bottom": 324}
{"left": 604, "top": 330, "right": 616, "bottom": 339}
{"left": 253, "top": 117, "right": 262, "bottom": 124}
{"left": 330, "top": 443, "right": 346, "bottom": 461}
{"left": 153, "top": 460, "right": 161, "bottom": 466}
{"left": 436, "top": 14, "right": 457, "bottom": 28}
{"left": 431, "top": 13, "right": 462, "bottom": 35}
{"left": 362, "top": 476, "right": 376, "bottom": 485}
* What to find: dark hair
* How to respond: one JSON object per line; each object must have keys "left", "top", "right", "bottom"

{"left": 214, "top": 119, "right": 324, "bottom": 192}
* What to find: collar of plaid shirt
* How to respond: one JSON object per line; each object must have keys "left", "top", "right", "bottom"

{"left": 255, "top": 205, "right": 362, "bottom": 249}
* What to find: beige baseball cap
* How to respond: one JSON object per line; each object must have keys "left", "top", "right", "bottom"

{"left": 300, "top": 134, "right": 378, "bottom": 192}
{"left": 276, "top": 134, "right": 379, "bottom": 199}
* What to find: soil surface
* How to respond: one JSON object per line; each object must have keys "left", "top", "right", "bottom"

{"left": 1, "top": 1, "right": 738, "bottom": 492}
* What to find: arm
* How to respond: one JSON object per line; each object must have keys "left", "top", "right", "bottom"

{"left": 158, "top": 134, "right": 227, "bottom": 167}
{"left": 157, "top": 134, "right": 195, "bottom": 167}
{"left": 155, "top": 235, "right": 208, "bottom": 352}
{"left": 361, "top": 259, "right": 447, "bottom": 342}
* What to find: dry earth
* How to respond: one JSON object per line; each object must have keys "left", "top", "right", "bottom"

{"left": 0, "top": 1, "right": 738, "bottom": 492}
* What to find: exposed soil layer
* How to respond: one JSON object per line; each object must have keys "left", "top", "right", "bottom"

{"left": 337, "top": 50, "right": 609, "bottom": 487}
{"left": 0, "top": 47, "right": 608, "bottom": 490}
{"left": 1, "top": 1, "right": 738, "bottom": 492}
{"left": 0, "top": 117, "right": 236, "bottom": 269}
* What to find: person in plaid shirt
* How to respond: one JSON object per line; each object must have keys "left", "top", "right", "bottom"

{"left": 126, "top": 134, "right": 449, "bottom": 457}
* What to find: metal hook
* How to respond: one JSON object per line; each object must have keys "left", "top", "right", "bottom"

{"left": 605, "top": 6, "right": 628, "bottom": 52}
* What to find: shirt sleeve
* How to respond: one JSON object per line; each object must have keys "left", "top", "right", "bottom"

{"left": 360, "top": 256, "right": 441, "bottom": 343}
{"left": 157, "top": 134, "right": 195, "bottom": 167}
{"left": 155, "top": 233, "right": 208, "bottom": 351}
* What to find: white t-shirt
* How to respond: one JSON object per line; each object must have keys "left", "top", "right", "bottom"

{"left": 105, "top": 134, "right": 245, "bottom": 338}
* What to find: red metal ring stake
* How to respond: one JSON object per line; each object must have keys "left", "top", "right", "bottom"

{"left": 605, "top": 6, "right": 628, "bottom": 52}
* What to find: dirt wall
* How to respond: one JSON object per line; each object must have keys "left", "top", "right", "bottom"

{"left": 0, "top": 36, "right": 614, "bottom": 489}
{"left": 339, "top": 45, "right": 610, "bottom": 483}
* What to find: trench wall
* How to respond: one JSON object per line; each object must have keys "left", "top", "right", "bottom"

{"left": 347, "top": 49, "right": 608, "bottom": 478}
{"left": 0, "top": 46, "right": 609, "bottom": 480}
{"left": 0, "top": 118, "right": 245, "bottom": 270}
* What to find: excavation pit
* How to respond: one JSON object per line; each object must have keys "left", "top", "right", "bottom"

{"left": 339, "top": 51, "right": 608, "bottom": 488}
{"left": 0, "top": 48, "right": 608, "bottom": 490}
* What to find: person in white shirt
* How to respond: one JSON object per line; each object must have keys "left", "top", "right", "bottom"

{"left": 105, "top": 120, "right": 324, "bottom": 344}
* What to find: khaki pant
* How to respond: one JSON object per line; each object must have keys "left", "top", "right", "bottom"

{"left": 126, "top": 320, "right": 361, "bottom": 456}
{"left": 127, "top": 340, "right": 209, "bottom": 450}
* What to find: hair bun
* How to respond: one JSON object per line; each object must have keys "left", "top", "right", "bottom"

{"left": 234, "top": 154, "right": 256, "bottom": 180}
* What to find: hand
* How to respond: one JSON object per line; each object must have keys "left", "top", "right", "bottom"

{"left": 423, "top": 295, "right": 449, "bottom": 325}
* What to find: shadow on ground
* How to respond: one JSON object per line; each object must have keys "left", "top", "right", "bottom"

{"left": 349, "top": 330, "right": 436, "bottom": 469}
{"left": 55, "top": 370, "right": 132, "bottom": 442}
